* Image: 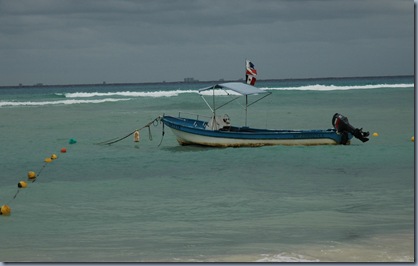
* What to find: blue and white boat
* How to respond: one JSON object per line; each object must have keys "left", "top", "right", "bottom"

{"left": 161, "top": 61, "right": 369, "bottom": 147}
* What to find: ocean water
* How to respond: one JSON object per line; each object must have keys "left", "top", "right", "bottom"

{"left": 0, "top": 76, "right": 414, "bottom": 262}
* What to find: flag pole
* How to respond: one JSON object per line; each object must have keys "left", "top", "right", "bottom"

{"left": 244, "top": 59, "right": 248, "bottom": 126}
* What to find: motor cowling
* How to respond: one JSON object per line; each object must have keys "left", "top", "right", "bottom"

{"left": 332, "top": 113, "right": 369, "bottom": 144}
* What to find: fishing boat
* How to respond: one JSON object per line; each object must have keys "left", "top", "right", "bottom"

{"left": 161, "top": 61, "right": 369, "bottom": 147}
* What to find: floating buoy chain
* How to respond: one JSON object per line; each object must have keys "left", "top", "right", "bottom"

{"left": 1, "top": 138, "right": 77, "bottom": 216}
{"left": 371, "top": 132, "right": 414, "bottom": 142}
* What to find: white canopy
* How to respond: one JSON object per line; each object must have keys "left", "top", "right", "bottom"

{"left": 198, "top": 82, "right": 267, "bottom": 95}
{"left": 198, "top": 82, "right": 271, "bottom": 127}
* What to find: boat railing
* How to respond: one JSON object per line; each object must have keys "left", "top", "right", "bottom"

{"left": 178, "top": 111, "right": 211, "bottom": 122}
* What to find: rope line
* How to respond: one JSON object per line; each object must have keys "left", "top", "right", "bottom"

{"left": 96, "top": 116, "right": 162, "bottom": 145}
{"left": 157, "top": 121, "right": 165, "bottom": 147}
{"left": 97, "top": 130, "right": 137, "bottom": 145}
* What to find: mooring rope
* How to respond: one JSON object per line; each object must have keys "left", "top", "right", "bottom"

{"left": 157, "top": 121, "right": 165, "bottom": 147}
{"left": 96, "top": 130, "right": 137, "bottom": 145}
{"left": 96, "top": 116, "right": 162, "bottom": 145}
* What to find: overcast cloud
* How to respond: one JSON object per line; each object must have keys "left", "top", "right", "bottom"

{"left": 0, "top": 0, "right": 413, "bottom": 86}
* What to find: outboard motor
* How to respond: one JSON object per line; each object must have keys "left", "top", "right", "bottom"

{"left": 332, "top": 113, "right": 369, "bottom": 144}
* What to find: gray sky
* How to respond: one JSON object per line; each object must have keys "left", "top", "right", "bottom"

{"left": 0, "top": 0, "right": 413, "bottom": 86}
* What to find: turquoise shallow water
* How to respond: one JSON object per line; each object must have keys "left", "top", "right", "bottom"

{"left": 0, "top": 76, "right": 414, "bottom": 262}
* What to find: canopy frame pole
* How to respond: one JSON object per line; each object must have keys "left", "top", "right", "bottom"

{"left": 245, "top": 95, "right": 248, "bottom": 127}
{"left": 212, "top": 85, "right": 216, "bottom": 119}
{"left": 247, "top": 92, "right": 272, "bottom": 107}
{"left": 201, "top": 88, "right": 241, "bottom": 113}
{"left": 215, "top": 95, "right": 240, "bottom": 111}
{"left": 244, "top": 92, "right": 271, "bottom": 126}
{"left": 197, "top": 82, "right": 272, "bottom": 128}
{"left": 200, "top": 94, "right": 214, "bottom": 113}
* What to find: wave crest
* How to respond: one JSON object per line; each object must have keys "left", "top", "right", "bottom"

{"left": 64, "top": 90, "right": 198, "bottom": 98}
{"left": 62, "top": 83, "right": 414, "bottom": 99}
{"left": 260, "top": 83, "right": 413, "bottom": 91}
{"left": 0, "top": 98, "right": 130, "bottom": 107}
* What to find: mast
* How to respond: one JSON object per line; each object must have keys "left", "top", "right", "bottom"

{"left": 244, "top": 59, "right": 249, "bottom": 127}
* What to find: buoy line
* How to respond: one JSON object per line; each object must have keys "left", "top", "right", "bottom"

{"left": 0, "top": 138, "right": 77, "bottom": 216}
{"left": 96, "top": 116, "right": 164, "bottom": 146}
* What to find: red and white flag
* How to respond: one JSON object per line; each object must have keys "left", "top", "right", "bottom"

{"left": 246, "top": 60, "right": 257, "bottom": 85}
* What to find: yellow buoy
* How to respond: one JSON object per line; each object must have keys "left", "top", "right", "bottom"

{"left": 44, "top": 157, "right": 52, "bottom": 163}
{"left": 411, "top": 136, "right": 414, "bottom": 142}
{"left": 134, "top": 130, "right": 140, "bottom": 142}
{"left": 51, "top": 154, "right": 58, "bottom": 160}
{"left": 372, "top": 132, "right": 379, "bottom": 137}
{"left": 27, "top": 171, "right": 37, "bottom": 180}
{"left": 0, "top": 205, "right": 11, "bottom": 216}
{"left": 18, "top": 181, "right": 28, "bottom": 188}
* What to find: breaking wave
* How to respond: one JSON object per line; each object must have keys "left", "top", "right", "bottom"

{"left": 60, "top": 83, "right": 414, "bottom": 99}
{"left": 260, "top": 83, "right": 413, "bottom": 91}
{"left": 0, "top": 98, "right": 130, "bottom": 107}
{"left": 63, "top": 90, "right": 198, "bottom": 98}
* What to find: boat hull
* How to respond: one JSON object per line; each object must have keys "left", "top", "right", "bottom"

{"left": 162, "top": 115, "right": 351, "bottom": 147}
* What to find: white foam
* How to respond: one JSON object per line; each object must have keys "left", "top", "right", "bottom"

{"left": 0, "top": 98, "right": 130, "bottom": 107}
{"left": 61, "top": 83, "right": 413, "bottom": 99}
{"left": 64, "top": 89, "right": 244, "bottom": 98}
{"left": 64, "top": 90, "right": 198, "bottom": 98}
{"left": 261, "top": 83, "right": 413, "bottom": 91}
{"left": 256, "top": 253, "right": 320, "bottom": 262}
